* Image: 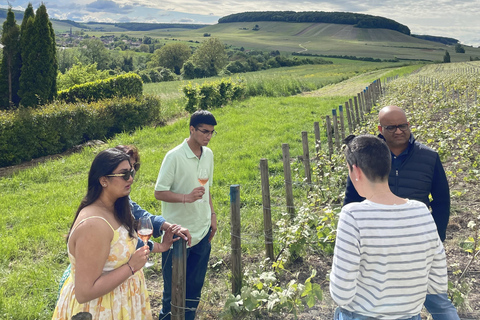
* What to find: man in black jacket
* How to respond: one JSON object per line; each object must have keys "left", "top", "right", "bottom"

{"left": 343, "top": 105, "right": 458, "bottom": 320}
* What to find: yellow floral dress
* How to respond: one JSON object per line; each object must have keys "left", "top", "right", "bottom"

{"left": 52, "top": 216, "right": 152, "bottom": 320}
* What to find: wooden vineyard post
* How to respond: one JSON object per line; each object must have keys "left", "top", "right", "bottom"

{"left": 326, "top": 116, "right": 334, "bottom": 158}
{"left": 171, "top": 239, "right": 187, "bottom": 320}
{"left": 354, "top": 96, "right": 363, "bottom": 123}
{"left": 230, "top": 185, "right": 242, "bottom": 296}
{"left": 282, "top": 144, "right": 295, "bottom": 218}
{"left": 348, "top": 100, "right": 356, "bottom": 131}
{"left": 357, "top": 93, "right": 364, "bottom": 119}
{"left": 352, "top": 98, "right": 360, "bottom": 126}
{"left": 314, "top": 121, "right": 321, "bottom": 158}
{"left": 260, "top": 159, "right": 274, "bottom": 262}
{"left": 332, "top": 109, "right": 340, "bottom": 150}
{"left": 301, "top": 131, "right": 312, "bottom": 184}
{"left": 344, "top": 102, "right": 353, "bottom": 134}
{"left": 338, "top": 105, "right": 346, "bottom": 140}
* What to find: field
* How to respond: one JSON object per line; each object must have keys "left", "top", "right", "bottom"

{"left": 1, "top": 59, "right": 480, "bottom": 320}
{"left": 80, "top": 21, "right": 480, "bottom": 63}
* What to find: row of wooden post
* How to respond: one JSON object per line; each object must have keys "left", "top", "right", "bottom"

{"left": 169, "top": 79, "right": 383, "bottom": 318}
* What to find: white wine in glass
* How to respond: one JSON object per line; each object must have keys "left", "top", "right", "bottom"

{"left": 197, "top": 168, "right": 208, "bottom": 202}
{"left": 138, "top": 217, "right": 154, "bottom": 268}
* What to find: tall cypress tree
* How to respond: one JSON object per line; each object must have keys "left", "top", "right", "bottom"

{"left": 18, "top": 4, "right": 36, "bottom": 107}
{"left": 0, "top": 8, "right": 21, "bottom": 109}
{"left": 19, "top": 4, "right": 57, "bottom": 107}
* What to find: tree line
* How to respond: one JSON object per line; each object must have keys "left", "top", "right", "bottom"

{"left": 218, "top": 11, "right": 411, "bottom": 35}
{"left": 0, "top": 4, "right": 57, "bottom": 109}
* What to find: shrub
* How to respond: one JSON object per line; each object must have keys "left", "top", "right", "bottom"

{"left": 0, "top": 96, "right": 161, "bottom": 166}
{"left": 57, "top": 73, "right": 143, "bottom": 103}
{"left": 183, "top": 78, "right": 245, "bottom": 113}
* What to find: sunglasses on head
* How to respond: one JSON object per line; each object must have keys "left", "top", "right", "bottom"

{"left": 106, "top": 169, "right": 136, "bottom": 181}
{"left": 133, "top": 162, "right": 140, "bottom": 171}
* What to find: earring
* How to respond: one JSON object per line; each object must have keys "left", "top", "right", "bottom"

{"left": 103, "top": 184, "right": 107, "bottom": 187}
{"left": 355, "top": 178, "right": 358, "bottom": 181}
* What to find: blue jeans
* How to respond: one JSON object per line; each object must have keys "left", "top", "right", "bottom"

{"left": 424, "top": 294, "right": 460, "bottom": 320}
{"left": 334, "top": 307, "right": 421, "bottom": 320}
{"left": 160, "top": 229, "right": 211, "bottom": 320}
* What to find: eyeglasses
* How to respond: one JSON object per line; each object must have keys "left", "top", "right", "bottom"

{"left": 106, "top": 169, "right": 135, "bottom": 181}
{"left": 133, "top": 162, "right": 140, "bottom": 171}
{"left": 382, "top": 123, "right": 409, "bottom": 133}
{"left": 195, "top": 128, "right": 217, "bottom": 137}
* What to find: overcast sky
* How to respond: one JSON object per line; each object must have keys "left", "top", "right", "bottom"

{"left": 2, "top": 0, "right": 480, "bottom": 47}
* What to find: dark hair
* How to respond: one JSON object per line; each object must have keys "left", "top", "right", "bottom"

{"left": 344, "top": 135, "right": 391, "bottom": 182}
{"left": 67, "top": 148, "right": 135, "bottom": 242}
{"left": 189, "top": 110, "right": 217, "bottom": 128}
{"left": 115, "top": 144, "right": 140, "bottom": 165}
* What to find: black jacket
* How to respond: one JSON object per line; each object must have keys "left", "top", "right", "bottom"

{"left": 343, "top": 134, "right": 450, "bottom": 241}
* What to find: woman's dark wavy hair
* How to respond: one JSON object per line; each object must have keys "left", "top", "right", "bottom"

{"left": 67, "top": 148, "right": 135, "bottom": 242}
{"left": 115, "top": 144, "right": 140, "bottom": 165}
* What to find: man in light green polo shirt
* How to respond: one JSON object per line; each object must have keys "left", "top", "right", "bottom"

{"left": 154, "top": 110, "right": 217, "bottom": 320}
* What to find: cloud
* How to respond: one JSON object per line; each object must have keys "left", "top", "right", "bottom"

{"left": 178, "top": 18, "right": 195, "bottom": 23}
{"left": 85, "top": 0, "right": 134, "bottom": 14}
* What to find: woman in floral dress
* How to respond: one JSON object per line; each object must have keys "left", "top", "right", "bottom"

{"left": 53, "top": 148, "right": 180, "bottom": 320}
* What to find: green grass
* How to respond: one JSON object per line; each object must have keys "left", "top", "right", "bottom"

{"left": 0, "top": 63, "right": 414, "bottom": 319}
{"left": 144, "top": 59, "right": 411, "bottom": 121}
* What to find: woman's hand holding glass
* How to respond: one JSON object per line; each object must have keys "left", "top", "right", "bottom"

{"left": 128, "top": 245, "right": 150, "bottom": 273}
{"left": 138, "top": 217, "right": 154, "bottom": 267}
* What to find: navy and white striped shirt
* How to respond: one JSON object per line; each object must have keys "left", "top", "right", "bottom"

{"left": 330, "top": 199, "right": 447, "bottom": 319}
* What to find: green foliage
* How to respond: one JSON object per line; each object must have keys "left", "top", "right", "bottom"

{"left": 455, "top": 44, "right": 465, "bottom": 54}
{"left": 0, "top": 7, "right": 21, "bottom": 109}
{"left": 137, "top": 67, "right": 178, "bottom": 83}
{"left": 78, "top": 38, "right": 110, "bottom": 70}
{"left": 182, "top": 78, "right": 245, "bottom": 113}
{"left": 183, "top": 37, "right": 227, "bottom": 78}
{"left": 57, "top": 61, "right": 110, "bottom": 91}
{"left": 0, "top": 95, "right": 161, "bottom": 166}
{"left": 17, "top": 4, "right": 57, "bottom": 108}
{"left": 224, "top": 261, "right": 322, "bottom": 319}
{"left": 57, "top": 73, "right": 143, "bottom": 103}
{"left": 148, "top": 42, "right": 192, "bottom": 75}
{"left": 443, "top": 50, "right": 451, "bottom": 63}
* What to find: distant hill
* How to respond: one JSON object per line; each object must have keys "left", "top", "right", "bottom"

{"left": 411, "top": 34, "right": 459, "bottom": 45}
{"left": 218, "top": 11, "right": 411, "bottom": 35}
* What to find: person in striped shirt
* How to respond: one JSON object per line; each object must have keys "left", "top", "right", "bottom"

{"left": 330, "top": 135, "right": 448, "bottom": 320}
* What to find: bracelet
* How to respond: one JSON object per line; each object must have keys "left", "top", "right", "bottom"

{"left": 126, "top": 261, "right": 135, "bottom": 275}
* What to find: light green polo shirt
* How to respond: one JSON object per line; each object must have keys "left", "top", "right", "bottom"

{"left": 155, "top": 139, "right": 214, "bottom": 247}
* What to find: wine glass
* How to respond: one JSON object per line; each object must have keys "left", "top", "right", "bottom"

{"left": 197, "top": 168, "right": 209, "bottom": 203}
{"left": 137, "top": 217, "right": 154, "bottom": 268}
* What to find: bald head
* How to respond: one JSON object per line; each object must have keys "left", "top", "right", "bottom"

{"left": 378, "top": 106, "right": 407, "bottom": 125}
{"left": 377, "top": 105, "right": 411, "bottom": 155}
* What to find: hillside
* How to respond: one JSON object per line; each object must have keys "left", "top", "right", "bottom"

{"left": 181, "top": 22, "right": 479, "bottom": 62}
{"left": 1, "top": 8, "right": 479, "bottom": 62}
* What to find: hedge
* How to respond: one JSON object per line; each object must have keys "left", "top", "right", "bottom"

{"left": 57, "top": 73, "right": 143, "bottom": 103}
{"left": 0, "top": 96, "right": 161, "bottom": 167}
